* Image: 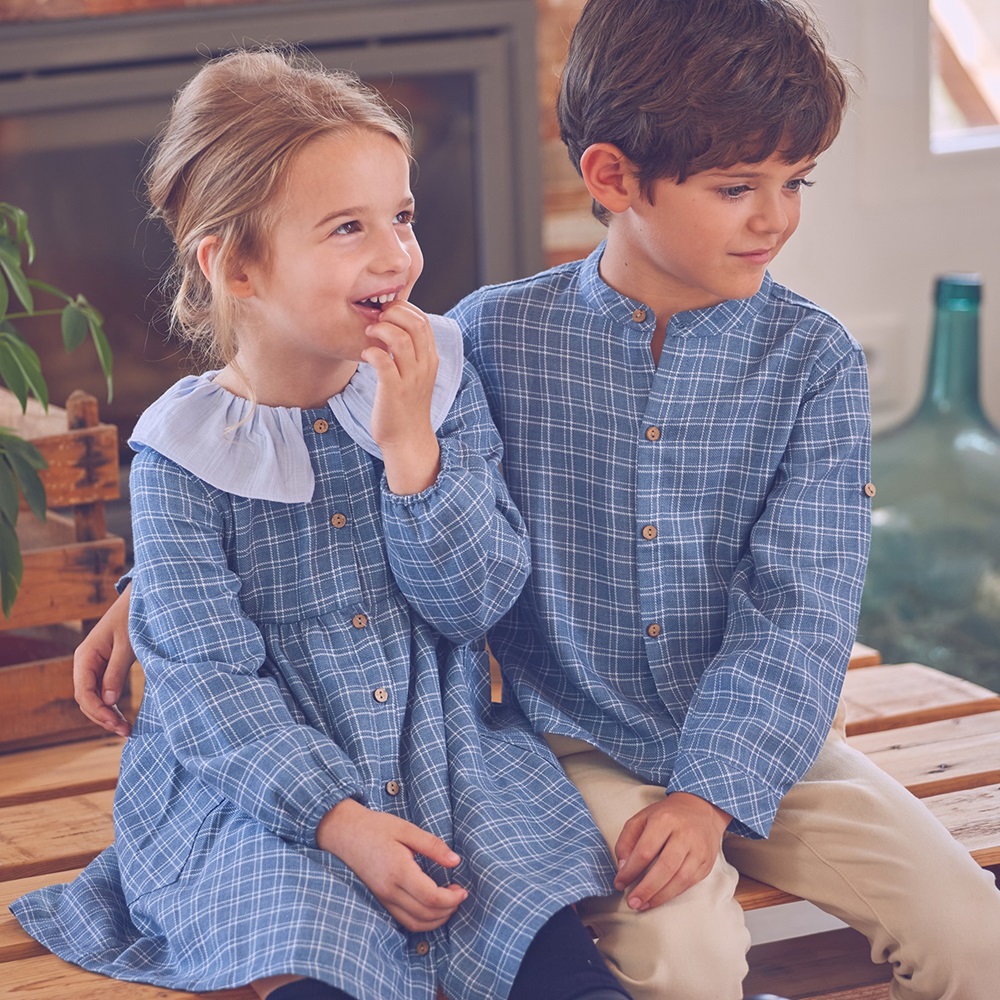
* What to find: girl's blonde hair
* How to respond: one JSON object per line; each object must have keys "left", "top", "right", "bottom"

{"left": 146, "top": 47, "right": 412, "bottom": 366}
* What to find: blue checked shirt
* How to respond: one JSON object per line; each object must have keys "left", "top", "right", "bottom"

{"left": 450, "top": 244, "right": 873, "bottom": 838}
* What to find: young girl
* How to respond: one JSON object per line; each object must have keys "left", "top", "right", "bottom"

{"left": 12, "top": 49, "right": 629, "bottom": 1000}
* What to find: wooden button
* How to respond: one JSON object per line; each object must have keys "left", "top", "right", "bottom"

{"left": 631, "top": 308, "right": 647, "bottom": 323}
{"left": 641, "top": 524, "right": 658, "bottom": 540}
{"left": 646, "top": 622, "right": 662, "bottom": 638}
{"left": 385, "top": 780, "right": 401, "bottom": 796}
{"left": 645, "top": 426, "right": 661, "bottom": 442}
{"left": 330, "top": 512, "right": 347, "bottom": 528}
{"left": 352, "top": 613, "right": 368, "bottom": 629}
{"left": 414, "top": 940, "right": 430, "bottom": 956}
{"left": 864, "top": 482, "right": 877, "bottom": 498}
{"left": 312, "top": 418, "right": 329, "bottom": 434}
{"left": 373, "top": 687, "right": 389, "bottom": 704}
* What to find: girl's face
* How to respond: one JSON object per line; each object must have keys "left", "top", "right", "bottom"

{"left": 237, "top": 129, "right": 423, "bottom": 403}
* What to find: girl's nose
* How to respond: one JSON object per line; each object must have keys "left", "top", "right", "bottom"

{"left": 374, "top": 229, "right": 413, "bottom": 274}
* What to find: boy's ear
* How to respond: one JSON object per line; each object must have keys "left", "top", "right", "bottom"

{"left": 579, "top": 143, "right": 637, "bottom": 216}
{"left": 196, "top": 235, "right": 255, "bottom": 298}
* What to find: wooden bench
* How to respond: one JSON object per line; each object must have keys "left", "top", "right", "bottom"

{"left": 2, "top": 643, "right": 999, "bottom": 1000}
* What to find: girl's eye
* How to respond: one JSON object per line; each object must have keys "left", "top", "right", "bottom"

{"left": 785, "top": 178, "right": 816, "bottom": 193}
{"left": 720, "top": 185, "right": 752, "bottom": 200}
{"left": 333, "top": 220, "right": 361, "bottom": 236}
{"left": 394, "top": 209, "right": 416, "bottom": 226}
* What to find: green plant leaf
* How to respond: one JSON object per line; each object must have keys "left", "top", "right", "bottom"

{"left": 0, "top": 203, "right": 33, "bottom": 264}
{"left": 88, "top": 313, "right": 114, "bottom": 402}
{"left": 0, "top": 515, "right": 23, "bottom": 619}
{"left": 0, "top": 338, "right": 29, "bottom": 409}
{"left": 0, "top": 234, "right": 33, "bottom": 313}
{"left": 27, "top": 278, "right": 71, "bottom": 304}
{"left": 0, "top": 271, "right": 7, "bottom": 318}
{"left": 61, "top": 303, "right": 89, "bottom": 351}
{"left": 0, "top": 331, "right": 47, "bottom": 409}
{"left": 1, "top": 435, "right": 47, "bottom": 521}
{"left": 0, "top": 452, "right": 18, "bottom": 524}
{"left": 1, "top": 431, "right": 48, "bottom": 471}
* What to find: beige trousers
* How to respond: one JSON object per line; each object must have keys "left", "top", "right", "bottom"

{"left": 547, "top": 725, "right": 1000, "bottom": 1000}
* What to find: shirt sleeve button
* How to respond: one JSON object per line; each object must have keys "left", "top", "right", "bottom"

{"left": 385, "top": 780, "right": 402, "bottom": 796}
{"left": 641, "top": 524, "right": 658, "bottom": 540}
{"left": 312, "top": 418, "right": 329, "bottom": 434}
{"left": 646, "top": 622, "right": 662, "bottom": 638}
{"left": 644, "top": 426, "right": 661, "bottom": 441}
{"left": 373, "top": 687, "right": 389, "bottom": 703}
{"left": 864, "top": 482, "right": 877, "bottom": 497}
{"left": 330, "top": 512, "right": 348, "bottom": 528}
{"left": 352, "top": 613, "right": 369, "bottom": 629}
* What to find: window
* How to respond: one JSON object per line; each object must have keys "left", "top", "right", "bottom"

{"left": 930, "top": 0, "right": 1000, "bottom": 152}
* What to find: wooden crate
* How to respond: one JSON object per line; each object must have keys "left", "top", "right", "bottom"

{"left": 0, "top": 388, "right": 128, "bottom": 752}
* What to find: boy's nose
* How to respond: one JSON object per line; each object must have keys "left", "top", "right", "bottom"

{"left": 752, "top": 194, "right": 789, "bottom": 235}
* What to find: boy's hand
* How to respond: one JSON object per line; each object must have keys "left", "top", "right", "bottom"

{"left": 613, "top": 791, "right": 731, "bottom": 910}
{"left": 74, "top": 584, "right": 135, "bottom": 738}
{"left": 317, "top": 797, "right": 467, "bottom": 932}
{"left": 362, "top": 300, "right": 441, "bottom": 495}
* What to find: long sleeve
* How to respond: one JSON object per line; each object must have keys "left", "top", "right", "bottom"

{"left": 666, "top": 345, "right": 871, "bottom": 836}
{"left": 381, "top": 361, "right": 531, "bottom": 644}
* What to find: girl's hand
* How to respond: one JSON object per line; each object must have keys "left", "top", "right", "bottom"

{"left": 362, "top": 300, "right": 441, "bottom": 495}
{"left": 317, "top": 797, "right": 466, "bottom": 931}
{"left": 74, "top": 584, "right": 135, "bottom": 738}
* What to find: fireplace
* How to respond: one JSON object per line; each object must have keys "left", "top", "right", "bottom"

{"left": 0, "top": 0, "right": 542, "bottom": 446}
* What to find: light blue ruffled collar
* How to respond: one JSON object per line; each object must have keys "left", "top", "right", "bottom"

{"left": 129, "top": 313, "right": 463, "bottom": 503}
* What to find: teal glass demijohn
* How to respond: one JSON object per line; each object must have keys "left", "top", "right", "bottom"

{"left": 858, "top": 274, "right": 1000, "bottom": 689}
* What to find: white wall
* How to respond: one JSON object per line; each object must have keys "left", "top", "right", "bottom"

{"left": 769, "top": 0, "right": 1000, "bottom": 433}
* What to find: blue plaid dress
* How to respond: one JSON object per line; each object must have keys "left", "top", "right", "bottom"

{"left": 12, "top": 318, "right": 616, "bottom": 999}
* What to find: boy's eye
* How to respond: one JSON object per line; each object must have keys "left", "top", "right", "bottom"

{"left": 785, "top": 178, "right": 816, "bottom": 193}
{"left": 333, "top": 220, "right": 361, "bottom": 235}
{"left": 720, "top": 185, "right": 752, "bottom": 200}
{"left": 394, "top": 209, "right": 416, "bottom": 226}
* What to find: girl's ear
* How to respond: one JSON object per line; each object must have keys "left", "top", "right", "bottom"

{"left": 196, "top": 235, "right": 255, "bottom": 299}
{"left": 579, "top": 143, "right": 638, "bottom": 217}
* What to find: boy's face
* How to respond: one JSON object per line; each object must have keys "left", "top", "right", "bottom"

{"left": 605, "top": 151, "right": 816, "bottom": 321}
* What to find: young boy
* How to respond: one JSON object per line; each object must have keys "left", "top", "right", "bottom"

{"left": 449, "top": 0, "right": 1000, "bottom": 998}
{"left": 74, "top": 1, "right": 1000, "bottom": 997}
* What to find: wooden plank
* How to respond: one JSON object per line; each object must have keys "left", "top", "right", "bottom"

{"left": 0, "top": 789, "right": 114, "bottom": 880}
{"left": 0, "top": 869, "right": 83, "bottom": 963}
{"left": 24, "top": 422, "right": 120, "bottom": 509}
{"left": 736, "top": 873, "right": 800, "bottom": 910}
{"left": 0, "top": 954, "right": 256, "bottom": 999}
{"left": 848, "top": 642, "right": 882, "bottom": 669}
{"left": 0, "top": 653, "right": 106, "bottom": 752}
{"left": 847, "top": 711, "right": 1000, "bottom": 798}
{"left": 3, "top": 534, "right": 125, "bottom": 630}
{"left": 744, "top": 926, "right": 891, "bottom": 999}
{"left": 923, "top": 784, "right": 1000, "bottom": 867}
{"left": 0, "top": 738, "right": 122, "bottom": 808}
{"left": 842, "top": 663, "right": 1000, "bottom": 736}
{"left": 0, "top": 388, "right": 119, "bottom": 510}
